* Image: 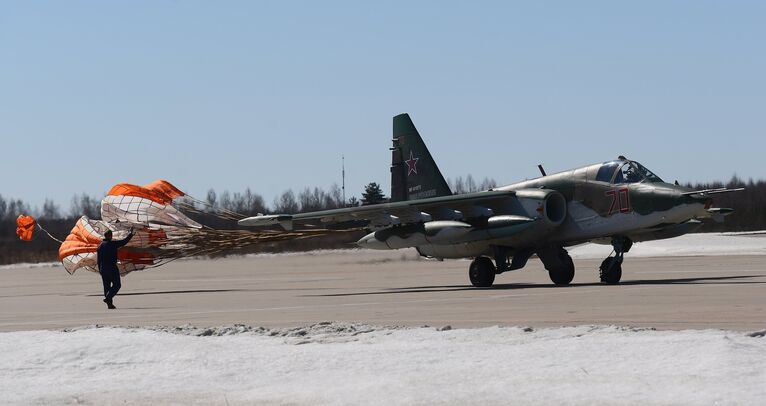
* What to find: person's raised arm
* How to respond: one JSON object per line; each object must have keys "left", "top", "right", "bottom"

{"left": 114, "top": 227, "right": 135, "bottom": 247}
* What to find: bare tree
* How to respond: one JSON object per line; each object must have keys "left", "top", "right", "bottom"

{"left": 298, "top": 187, "right": 316, "bottom": 212}
{"left": 70, "top": 194, "right": 99, "bottom": 219}
{"left": 452, "top": 176, "right": 465, "bottom": 194}
{"left": 450, "top": 175, "right": 498, "bottom": 194}
{"left": 479, "top": 177, "right": 497, "bottom": 190}
{"left": 11, "top": 199, "right": 30, "bottom": 218}
{"left": 466, "top": 174, "right": 477, "bottom": 193}
{"left": 326, "top": 183, "right": 344, "bottom": 209}
{"left": 273, "top": 190, "right": 299, "bottom": 214}
{"left": 41, "top": 198, "right": 61, "bottom": 220}
{"left": 228, "top": 188, "right": 266, "bottom": 216}
{"left": 219, "top": 191, "right": 232, "bottom": 211}
{"left": 206, "top": 189, "right": 217, "bottom": 208}
{"left": 242, "top": 188, "right": 267, "bottom": 215}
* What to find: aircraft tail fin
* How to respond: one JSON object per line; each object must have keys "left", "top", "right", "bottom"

{"left": 390, "top": 113, "right": 452, "bottom": 202}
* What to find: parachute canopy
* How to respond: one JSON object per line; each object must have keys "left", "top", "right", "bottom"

{"left": 59, "top": 216, "right": 161, "bottom": 275}
{"left": 107, "top": 180, "right": 184, "bottom": 205}
{"left": 58, "top": 180, "right": 203, "bottom": 275}
{"left": 101, "top": 179, "right": 201, "bottom": 229}
{"left": 50, "top": 179, "right": 352, "bottom": 276}
{"left": 16, "top": 215, "right": 36, "bottom": 241}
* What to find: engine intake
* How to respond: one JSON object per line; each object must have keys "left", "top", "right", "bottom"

{"left": 514, "top": 188, "right": 567, "bottom": 227}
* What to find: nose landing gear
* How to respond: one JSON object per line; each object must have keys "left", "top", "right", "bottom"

{"left": 600, "top": 236, "right": 632, "bottom": 284}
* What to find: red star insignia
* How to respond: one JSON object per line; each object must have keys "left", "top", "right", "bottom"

{"left": 405, "top": 151, "right": 419, "bottom": 176}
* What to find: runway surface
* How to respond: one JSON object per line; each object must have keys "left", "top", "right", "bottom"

{"left": 1, "top": 249, "right": 764, "bottom": 332}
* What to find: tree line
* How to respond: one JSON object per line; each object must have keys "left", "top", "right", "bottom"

{"left": 1, "top": 175, "right": 763, "bottom": 265}
{"left": 0, "top": 194, "right": 102, "bottom": 222}
{"left": 1, "top": 175, "right": 762, "bottom": 224}
{"left": 0, "top": 173, "right": 499, "bottom": 222}
{"left": 0, "top": 173, "right": 500, "bottom": 223}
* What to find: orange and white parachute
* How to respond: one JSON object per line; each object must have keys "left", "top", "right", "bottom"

{"left": 58, "top": 216, "right": 169, "bottom": 275}
{"left": 20, "top": 179, "right": 335, "bottom": 275}
{"left": 58, "top": 180, "right": 203, "bottom": 275}
{"left": 101, "top": 180, "right": 202, "bottom": 229}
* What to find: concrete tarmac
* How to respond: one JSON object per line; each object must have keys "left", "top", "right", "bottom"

{"left": 1, "top": 250, "right": 764, "bottom": 332}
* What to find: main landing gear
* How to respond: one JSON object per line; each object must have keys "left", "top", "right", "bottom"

{"left": 538, "top": 246, "right": 575, "bottom": 286}
{"left": 599, "top": 236, "right": 633, "bottom": 284}
{"left": 468, "top": 236, "right": 633, "bottom": 287}
{"left": 468, "top": 247, "right": 575, "bottom": 288}
{"left": 468, "top": 247, "right": 532, "bottom": 288}
{"left": 469, "top": 257, "right": 496, "bottom": 287}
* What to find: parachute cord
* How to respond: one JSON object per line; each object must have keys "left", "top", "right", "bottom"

{"left": 37, "top": 223, "right": 64, "bottom": 244}
{"left": 186, "top": 197, "right": 248, "bottom": 220}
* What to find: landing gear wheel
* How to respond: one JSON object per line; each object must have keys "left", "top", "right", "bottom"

{"left": 469, "top": 257, "right": 496, "bottom": 288}
{"left": 599, "top": 257, "right": 622, "bottom": 284}
{"left": 548, "top": 251, "right": 575, "bottom": 285}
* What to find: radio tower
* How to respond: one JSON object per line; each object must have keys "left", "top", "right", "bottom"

{"left": 342, "top": 155, "right": 346, "bottom": 207}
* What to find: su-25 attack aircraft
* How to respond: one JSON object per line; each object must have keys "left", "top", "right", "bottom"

{"left": 240, "top": 113, "right": 743, "bottom": 287}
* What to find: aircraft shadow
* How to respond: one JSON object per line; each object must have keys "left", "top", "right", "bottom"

{"left": 86, "top": 287, "right": 338, "bottom": 297}
{"left": 306, "top": 274, "right": 766, "bottom": 297}
{"left": 115, "top": 307, "right": 169, "bottom": 310}
{"left": 87, "top": 289, "right": 245, "bottom": 297}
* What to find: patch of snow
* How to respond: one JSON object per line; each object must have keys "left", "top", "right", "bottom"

{"left": 1, "top": 323, "right": 764, "bottom": 405}
{"left": 720, "top": 230, "right": 766, "bottom": 236}
{"left": 570, "top": 232, "right": 766, "bottom": 259}
{"left": 0, "top": 262, "right": 61, "bottom": 271}
{"left": 243, "top": 248, "right": 377, "bottom": 259}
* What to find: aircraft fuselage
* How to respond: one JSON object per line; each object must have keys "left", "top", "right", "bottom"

{"left": 415, "top": 161, "right": 710, "bottom": 259}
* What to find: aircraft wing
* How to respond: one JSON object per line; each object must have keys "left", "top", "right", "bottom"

{"left": 239, "top": 190, "right": 517, "bottom": 230}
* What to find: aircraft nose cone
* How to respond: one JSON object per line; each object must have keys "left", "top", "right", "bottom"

{"left": 666, "top": 188, "right": 711, "bottom": 220}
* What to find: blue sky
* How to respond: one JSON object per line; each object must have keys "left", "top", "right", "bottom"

{"left": 2, "top": 1, "right": 764, "bottom": 211}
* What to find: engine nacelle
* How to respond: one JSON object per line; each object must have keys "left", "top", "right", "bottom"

{"left": 417, "top": 189, "right": 568, "bottom": 258}
{"left": 514, "top": 188, "right": 567, "bottom": 228}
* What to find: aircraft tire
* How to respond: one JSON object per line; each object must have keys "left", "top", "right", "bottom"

{"left": 469, "top": 257, "right": 496, "bottom": 288}
{"left": 548, "top": 251, "right": 575, "bottom": 285}
{"left": 599, "top": 257, "right": 622, "bottom": 284}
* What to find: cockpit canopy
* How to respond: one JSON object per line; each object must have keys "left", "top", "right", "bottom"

{"left": 595, "top": 159, "right": 663, "bottom": 184}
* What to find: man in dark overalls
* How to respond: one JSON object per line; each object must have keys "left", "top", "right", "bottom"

{"left": 97, "top": 228, "right": 134, "bottom": 309}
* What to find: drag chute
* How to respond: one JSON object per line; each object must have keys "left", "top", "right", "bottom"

{"left": 16, "top": 215, "right": 36, "bottom": 241}
{"left": 101, "top": 180, "right": 202, "bottom": 229}
{"left": 17, "top": 179, "right": 357, "bottom": 276}
{"left": 59, "top": 216, "right": 162, "bottom": 275}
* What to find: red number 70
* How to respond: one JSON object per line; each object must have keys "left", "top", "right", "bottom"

{"left": 606, "top": 188, "right": 631, "bottom": 216}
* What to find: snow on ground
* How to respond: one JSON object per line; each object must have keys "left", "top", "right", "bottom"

{"left": 1, "top": 323, "right": 764, "bottom": 405}
{"left": 248, "top": 232, "right": 766, "bottom": 261}
{"left": 0, "top": 261, "right": 61, "bottom": 271}
{"left": 568, "top": 231, "right": 766, "bottom": 259}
